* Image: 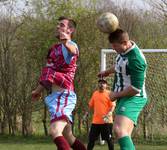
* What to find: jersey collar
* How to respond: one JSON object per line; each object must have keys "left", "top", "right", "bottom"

{"left": 121, "top": 41, "right": 136, "bottom": 55}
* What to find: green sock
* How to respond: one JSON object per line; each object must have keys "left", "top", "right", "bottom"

{"left": 133, "top": 143, "right": 135, "bottom": 150}
{"left": 118, "top": 136, "right": 135, "bottom": 150}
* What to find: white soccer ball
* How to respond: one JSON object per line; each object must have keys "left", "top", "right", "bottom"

{"left": 96, "top": 12, "right": 119, "bottom": 33}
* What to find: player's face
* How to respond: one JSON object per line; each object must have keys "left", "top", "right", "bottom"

{"left": 98, "top": 82, "right": 107, "bottom": 90}
{"left": 55, "top": 19, "right": 71, "bottom": 38}
{"left": 110, "top": 42, "right": 126, "bottom": 54}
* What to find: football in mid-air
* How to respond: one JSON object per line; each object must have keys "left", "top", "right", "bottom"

{"left": 96, "top": 12, "right": 119, "bottom": 33}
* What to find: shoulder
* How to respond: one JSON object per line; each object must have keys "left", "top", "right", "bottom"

{"left": 103, "top": 90, "right": 111, "bottom": 99}
{"left": 69, "top": 40, "right": 79, "bottom": 49}
{"left": 50, "top": 43, "right": 61, "bottom": 49}
{"left": 127, "top": 45, "right": 147, "bottom": 69}
{"left": 47, "top": 44, "right": 59, "bottom": 58}
{"left": 104, "top": 90, "right": 111, "bottom": 94}
{"left": 93, "top": 90, "right": 99, "bottom": 95}
{"left": 127, "top": 43, "right": 146, "bottom": 61}
{"left": 92, "top": 90, "right": 102, "bottom": 97}
{"left": 48, "top": 43, "right": 61, "bottom": 53}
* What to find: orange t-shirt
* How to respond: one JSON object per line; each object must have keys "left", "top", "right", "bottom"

{"left": 89, "top": 90, "right": 116, "bottom": 124}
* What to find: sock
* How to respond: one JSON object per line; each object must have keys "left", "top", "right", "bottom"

{"left": 71, "top": 139, "right": 86, "bottom": 150}
{"left": 87, "top": 140, "right": 95, "bottom": 150}
{"left": 118, "top": 136, "right": 135, "bottom": 150}
{"left": 54, "top": 136, "right": 70, "bottom": 150}
{"left": 106, "top": 139, "right": 114, "bottom": 150}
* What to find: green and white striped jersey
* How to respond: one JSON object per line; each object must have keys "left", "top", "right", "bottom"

{"left": 113, "top": 41, "right": 147, "bottom": 98}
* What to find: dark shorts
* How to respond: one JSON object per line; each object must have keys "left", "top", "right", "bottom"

{"left": 88, "top": 123, "right": 113, "bottom": 141}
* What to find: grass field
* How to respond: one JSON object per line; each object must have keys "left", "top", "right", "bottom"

{"left": 0, "top": 135, "right": 167, "bottom": 150}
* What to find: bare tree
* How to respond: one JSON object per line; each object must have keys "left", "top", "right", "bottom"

{"left": 0, "top": 14, "right": 20, "bottom": 134}
{"left": 0, "top": 1, "right": 33, "bottom": 135}
{"left": 146, "top": 0, "right": 167, "bottom": 23}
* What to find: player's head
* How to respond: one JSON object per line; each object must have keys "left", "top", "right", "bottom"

{"left": 98, "top": 79, "right": 108, "bottom": 91}
{"left": 108, "top": 28, "right": 130, "bottom": 53}
{"left": 56, "top": 16, "right": 77, "bottom": 38}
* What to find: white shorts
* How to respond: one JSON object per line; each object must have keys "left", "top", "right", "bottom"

{"left": 45, "top": 90, "right": 77, "bottom": 123}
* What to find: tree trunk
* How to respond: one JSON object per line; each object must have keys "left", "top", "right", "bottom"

{"left": 78, "top": 113, "right": 81, "bottom": 135}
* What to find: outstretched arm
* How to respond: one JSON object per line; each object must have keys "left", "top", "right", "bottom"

{"left": 98, "top": 65, "right": 115, "bottom": 77}
{"left": 32, "top": 84, "right": 44, "bottom": 101}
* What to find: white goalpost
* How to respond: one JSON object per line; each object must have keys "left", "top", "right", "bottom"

{"left": 100, "top": 48, "right": 167, "bottom": 138}
{"left": 101, "top": 49, "right": 167, "bottom": 71}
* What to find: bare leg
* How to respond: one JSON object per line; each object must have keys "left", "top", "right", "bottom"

{"left": 50, "top": 120, "right": 70, "bottom": 150}
{"left": 113, "top": 115, "right": 135, "bottom": 150}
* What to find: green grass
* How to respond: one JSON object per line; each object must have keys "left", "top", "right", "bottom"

{"left": 0, "top": 135, "right": 167, "bottom": 150}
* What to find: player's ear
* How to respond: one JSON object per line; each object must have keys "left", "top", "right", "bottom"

{"left": 68, "top": 28, "right": 75, "bottom": 34}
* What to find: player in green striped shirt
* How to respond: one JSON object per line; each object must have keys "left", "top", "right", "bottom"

{"left": 98, "top": 29, "right": 147, "bottom": 150}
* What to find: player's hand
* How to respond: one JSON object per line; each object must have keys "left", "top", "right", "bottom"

{"left": 103, "top": 110, "right": 113, "bottom": 123}
{"left": 103, "top": 115, "right": 110, "bottom": 123}
{"left": 107, "top": 111, "right": 113, "bottom": 117}
{"left": 97, "top": 71, "right": 109, "bottom": 78}
{"left": 32, "top": 90, "right": 41, "bottom": 101}
{"left": 59, "top": 31, "right": 71, "bottom": 41}
{"left": 97, "top": 71, "right": 105, "bottom": 78}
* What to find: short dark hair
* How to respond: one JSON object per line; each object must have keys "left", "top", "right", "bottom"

{"left": 58, "top": 16, "right": 77, "bottom": 29}
{"left": 108, "top": 28, "right": 129, "bottom": 43}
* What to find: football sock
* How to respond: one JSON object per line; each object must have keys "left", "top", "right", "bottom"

{"left": 71, "top": 139, "right": 86, "bottom": 150}
{"left": 54, "top": 136, "right": 70, "bottom": 150}
{"left": 118, "top": 136, "right": 135, "bottom": 150}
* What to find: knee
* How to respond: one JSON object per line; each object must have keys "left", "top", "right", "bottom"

{"left": 113, "top": 124, "right": 128, "bottom": 139}
{"left": 50, "top": 127, "right": 61, "bottom": 138}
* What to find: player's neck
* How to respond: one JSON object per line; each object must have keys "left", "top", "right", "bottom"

{"left": 98, "top": 89, "right": 106, "bottom": 92}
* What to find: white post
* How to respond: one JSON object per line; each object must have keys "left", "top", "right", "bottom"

{"left": 100, "top": 50, "right": 106, "bottom": 71}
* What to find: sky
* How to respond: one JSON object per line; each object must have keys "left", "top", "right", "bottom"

{"left": 110, "top": 0, "right": 150, "bottom": 10}
{"left": 0, "top": 0, "right": 151, "bottom": 16}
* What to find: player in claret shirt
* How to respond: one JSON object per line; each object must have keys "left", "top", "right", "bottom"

{"left": 32, "top": 16, "right": 86, "bottom": 150}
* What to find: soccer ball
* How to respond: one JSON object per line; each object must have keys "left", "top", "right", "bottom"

{"left": 96, "top": 12, "right": 119, "bottom": 33}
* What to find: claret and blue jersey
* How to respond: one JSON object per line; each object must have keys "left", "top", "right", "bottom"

{"left": 40, "top": 40, "right": 79, "bottom": 91}
{"left": 41, "top": 40, "right": 79, "bottom": 123}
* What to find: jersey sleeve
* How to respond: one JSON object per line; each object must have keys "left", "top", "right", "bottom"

{"left": 127, "top": 57, "right": 146, "bottom": 90}
{"left": 62, "top": 41, "right": 79, "bottom": 64}
{"left": 39, "top": 46, "right": 55, "bottom": 90}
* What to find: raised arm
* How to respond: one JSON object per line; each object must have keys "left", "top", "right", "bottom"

{"left": 98, "top": 65, "right": 115, "bottom": 77}
{"left": 60, "top": 32, "right": 77, "bottom": 55}
{"left": 62, "top": 39, "right": 77, "bottom": 55}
